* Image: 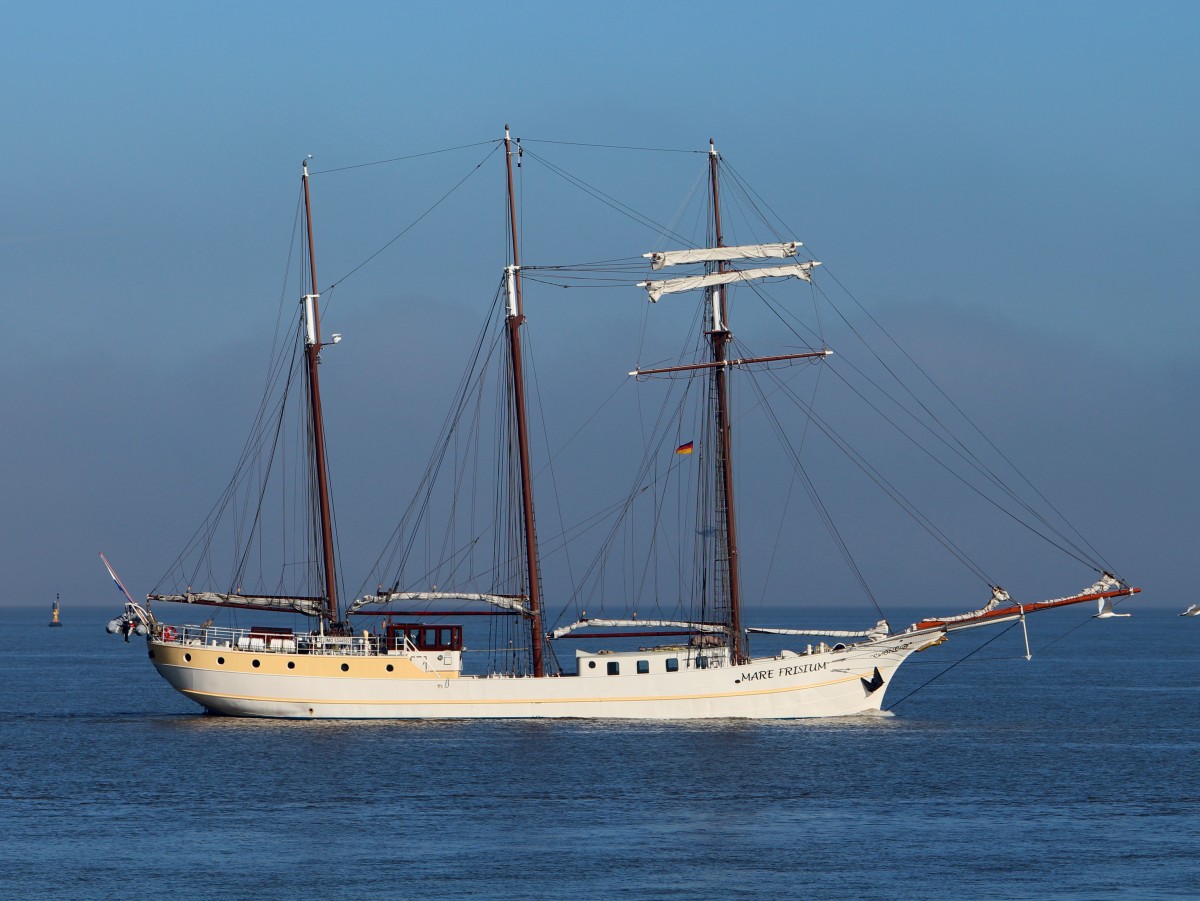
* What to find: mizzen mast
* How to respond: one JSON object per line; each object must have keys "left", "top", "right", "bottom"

{"left": 301, "top": 159, "right": 340, "bottom": 623}
{"left": 503, "top": 126, "right": 546, "bottom": 677}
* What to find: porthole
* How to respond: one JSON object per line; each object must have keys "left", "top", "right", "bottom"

{"left": 287, "top": 661, "right": 295, "bottom": 670}
{"left": 252, "top": 659, "right": 261, "bottom": 668}
{"left": 184, "top": 653, "right": 192, "bottom": 662}
{"left": 386, "top": 664, "right": 394, "bottom": 672}
{"left": 341, "top": 663, "right": 350, "bottom": 672}
{"left": 217, "top": 657, "right": 225, "bottom": 665}
{"left": 588, "top": 661, "right": 596, "bottom": 669}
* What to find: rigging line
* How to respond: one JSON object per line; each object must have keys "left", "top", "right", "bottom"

{"left": 268, "top": 186, "right": 305, "bottom": 372}
{"left": 823, "top": 359, "right": 1104, "bottom": 571}
{"left": 1028, "top": 604, "right": 1120, "bottom": 655}
{"left": 553, "top": 383, "right": 697, "bottom": 618}
{"left": 519, "top": 147, "right": 696, "bottom": 247}
{"left": 806, "top": 280, "right": 1108, "bottom": 569}
{"left": 885, "top": 621, "right": 1022, "bottom": 711}
{"left": 534, "top": 377, "right": 630, "bottom": 480}
{"left": 539, "top": 266, "right": 651, "bottom": 275}
{"left": 626, "top": 399, "right": 701, "bottom": 623}
{"left": 763, "top": 366, "right": 995, "bottom": 585}
{"left": 760, "top": 356, "right": 824, "bottom": 606}
{"left": 523, "top": 328, "right": 580, "bottom": 603}
{"left": 753, "top": 267, "right": 1109, "bottom": 572}
{"left": 355, "top": 292, "right": 502, "bottom": 595}
{"left": 396, "top": 320, "right": 504, "bottom": 587}
{"left": 372, "top": 328, "right": 633, "bottom": 602}
{"left": 320, "top": 142, "right": 502, "bottom": 293}
{"left": 230, "top": 349, "right": 299, "bottom": 590}
{"left": 523, "top": 258, "right": 646, "bottom": 270}
{"left": 309, "top": 139, "right": 499, "bottom": 174}
{"left": 518, "top": 138, "right": 705, "bottom": 154}
{"left": 520, "top": 276, "right": 637, "bottom": 290}
{"left": 817, "top": 265, "right": 1115, "bottom": 576}
{"left": 717, "top": 157, "right": 1108, "bottom": 571}
{"left": 719, "top": 161, "right": 799, "bottom": 247}
{"left": 746, "top": 371, "right": 885, "bottom": 617}
{"left": 155, "top": 330, "right": 303, "bottom": 592}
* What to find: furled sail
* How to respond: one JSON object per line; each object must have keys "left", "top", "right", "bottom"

{"left": 147, "top": 591, "right": 327, "bottom": 618}
{"left": 747, "top": 619, "right": 891, "bottom": 640}
{"left": 644, "top": 242, "right": 802, "bottom": 270}
{"left": 347, "top": 591, "right": 531, "bottom": 616}
{"left": 922, "top": 587, "right": 1011, "bottom": 625}
{"left": 639, "top": 261, "right": 821, "bottom": 302}
{"left": 549, "top": 618, "right": 728, "bottom": 640}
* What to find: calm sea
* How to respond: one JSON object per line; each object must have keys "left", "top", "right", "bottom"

{"left": 2, "top": 604, "right": 1196, "bottom": 900}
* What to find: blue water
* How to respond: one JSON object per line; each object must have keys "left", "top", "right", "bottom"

{"left": 2, "top": 605, "right": 1196, "bottom": 900}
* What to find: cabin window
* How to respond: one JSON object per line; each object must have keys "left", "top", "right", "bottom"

{"left": 636, "top": 660, "right": 649, "bottom": 674}
{"left": 666, "top": 658, "right": 679, "bottom": 673}
{"left": 607, "top": 661, "right": 619, "bottom": 676}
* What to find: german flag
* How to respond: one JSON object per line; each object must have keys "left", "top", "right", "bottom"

{"left": 675, "top": 441, "right": 694, "bottom": 455}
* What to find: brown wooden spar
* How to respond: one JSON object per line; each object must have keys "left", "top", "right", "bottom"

{"left": 913, "top": 586, "right": 1141, "bottom": 632}
{"left": 301, "top": 159, "right": 340, "bottom": 623}
{"left": 632, "top": 350, "right": 831, "bottom": 378}
{"left": 503, "top": 127, "right": 546, "bottom": 677}
{"left": 707, "top": 140, "right": 747, "bottom": 665}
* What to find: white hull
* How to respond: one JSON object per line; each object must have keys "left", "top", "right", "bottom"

{"left": 146, "top": 630, "right": 941, "bottom": 719}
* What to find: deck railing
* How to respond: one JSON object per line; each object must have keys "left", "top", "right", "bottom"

{"left": 159, "top": 624, "right": 384, "bottom": 656}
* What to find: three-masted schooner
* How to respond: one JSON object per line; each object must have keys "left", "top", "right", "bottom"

{"left": 108, "top": 129, "right": 1139, "bottom": 718}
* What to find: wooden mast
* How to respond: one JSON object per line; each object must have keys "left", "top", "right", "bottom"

{"left": 301, "top": 159, "right": 340, "bottom": 623}
{"left": 707, "top": 140, "right": 746, "bottom": 664}
{"left": 503, "top": 126, "right": 546, "bottom": 677}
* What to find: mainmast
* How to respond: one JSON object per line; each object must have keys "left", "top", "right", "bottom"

{"left": 707, "top": 140, "right": 747, "bottom": 664}
{"left": 503, "top": 127, "right": 546, "bottom": 677}
{"left": 301, "top": 159, "right": 340, "bottom": 623}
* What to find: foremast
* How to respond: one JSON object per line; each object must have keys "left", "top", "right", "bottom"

{"left": 301, "top": 159, "right": 340, "bottom": 624}
{"left": 503, "top": 127, "right": 546, "bottom": 677}
{"left": 707, "top": 141, "right": 746, "bottom": 664}
{"left": 634, "top": 143, "right": 823, "bottom": 663}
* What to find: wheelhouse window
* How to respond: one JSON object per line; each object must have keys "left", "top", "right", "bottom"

{"left": 386, "top": 624, "right": 463, "bottom": 652}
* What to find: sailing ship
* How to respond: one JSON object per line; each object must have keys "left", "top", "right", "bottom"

{"left": 109, "top": 128, "right": 1139, "bottom": 718}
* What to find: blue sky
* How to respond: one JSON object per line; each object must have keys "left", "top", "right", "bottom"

{"left": 2, "top": 1, "right": 1195, "bottom": 611}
